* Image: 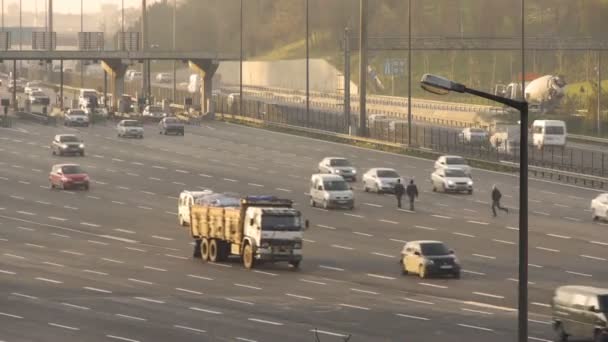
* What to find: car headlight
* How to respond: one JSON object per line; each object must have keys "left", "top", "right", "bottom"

{"left": 83, "top": 175, "right": 90, "bottom": 181}
{"left": 333, "top": 169, "right": 340, "bottom": 174}
{"left": 60, "top": 144, "right": 68, "bottom": 149}
{"left": 293, "top": 241, "right": 302, "bottom": 249}
{"left": 467, "top": 180, "right": 473, "bottom": 186}
{"left": 352, "top": 170, "right": 357, "bottom": 174}
{"left": 79, "top": 144, "right": 84, "bottom": 148}
{"left": 424, "top": 259, "right": 434, "bottom": 265}
{"left": 447, "top": 180, "right": 454, "bottom": 186}
{"left": 60, "top": 176, "right": 69, "bottom": 182}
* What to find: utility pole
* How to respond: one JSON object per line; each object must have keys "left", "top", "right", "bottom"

{"left": 172, "top": 0, "right": 176, "bottom": 103}
{"left": 80, "top": 0, "right": 84, "bottom": 87}
{"left": 48, "top": 0, "right": 52, "bottom": 50}
{"left": 358, "top": 0, "right": 368, "bottom": 136}
{"left": 598, "top": 51, "right": 602, "bottom": 136}
{"left": 141, "top": 0, "right": 148, "bottom": 103}
{"left": 305, "top": 0, "right": 309, "bottom": 126}
{"left": 407, "top": 0, "right": 412, "bottom": 145}
{"left": 344, "top": 27, "right": 351, "bottom": 134}
{"left": 239, "top": 0, "right": 243, "bottom": 116}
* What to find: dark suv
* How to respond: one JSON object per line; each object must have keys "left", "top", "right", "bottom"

{"left": 159, "top": 117, "right": 185, "bottom": 135}
{"left": 51, "top": 134, "right": 85, "bottom": 156}
{"left": 552, "top": 285, "right": 608, "bottom": 342}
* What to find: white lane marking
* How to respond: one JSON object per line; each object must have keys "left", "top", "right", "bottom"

{"left": 144, "top": 266, "right": 167, "bottom": 272}
{"left": 48, "top": 323, "right": 80, "bottom": 330}
{"left": 344, "top": 213, "right": 364, "bottom": 218}
{"left": 126, "top": 173, "right": 139, "bottom": 177}
{"left": 134, "top": 297, "right": 165, "bottom": 304}
{"left": 432, "top": 214, "right": 452, "bottom": 219}
{"left": 149, "top": 177, "right": 162, "bottom": 181}
{"left": 319, "top": 265, "right": 344, "bottom": 272}
{"left": 379, "top": 219, "right": 398, "bottom": 224}
{"left": 530, "top": 199, "right": 541, "bottom": 203}
{"left": 0, "top": 269, "right": 16, "bottom": 275}
{"left": 457, "top": 324, "right": 494, "bottom": 332}
{"left": 397, "top": 208, "right": 415, "bottom": 213}
{"left": 114, "top": 228, "right": 135, "bottom": 234}
{"left": 61, "top": 250, "right": 84, "bottom": 256}
{"left": 51, "top": 233, "right": 70, "bottom": 238}
{"left": 100, "top": 235, "right": 138, "bottom": 244}
{"left": 152, "top": 235, "right": 173, "bottom": 241}
{"left": 529, "top": 337, "right": 551, "bottom": 342}
{"left": 17, "top": 211, "right": 36, "bottom": 216}
{"left": 188, "top": 274, "right": 214, "bottom": 281}
{"left": 87, "top": 195, "right": 100, "bottom": 200}
{"left": 106, "top": 335, "right": 140, "bottom": 342}
{"left": 415, "top": 225, "right": 437, "bottom": 231}
{"left": 453, "top": 232, "right": 475, "bottom": 238}
{"left": 364, "top": 202, "right": 383, "bottom": 208}
{"left": 339, "top": 303, "right": 370, "bottom": 311}
{"left": 532, "top": 302, "right": 550, "bottom": 308}
{"left": 463, "top": 270, "right": 486, "bottom": 276}
{"left": 461, "top": 308, "right": 493, "bottom": 315}
{"left": 88, "top": 240, "right": 108, "bottom": 246}
{"left": 354, "top": 231, "right": 373, "bottom": 237}
{"left": 472, "top": 254, "right": 496, "bottom": 260}
{"left": 111, "top": 201, "right": 126, "bottom": 205}
{"left": 493, "top": 239, "right": 515, "bottom": 245}
{"left": 83, "top": 269, "right": 109, "bottom": 275}
{"left": 176, "top": 288, "right": 203, "bottom": 295}
{"left": 128, "top": 278, "right": 154, "bottom": 285}
{"left": 331, "top": 244, "right": 354, "bottom": 250}
{"left": 36, "top": 201, "right": 51, "bottom": 205}
{"left": 350, "top": 288, "right": 379, "bottom": 295}
{"left": 300, "top": 278, "right": 326, "bottom": 285}
{"left": 61, "top": 303, "right": 90, "bottom": 310}
{"left": 541, "top": 190, "right": 557, "bottom": 195}
{"left": 165, "top": 211, "right": 177, "bottom": 215}
{"left": 253, "top": 270, "right": 278, "bottom": 277}
{"left": 554, "top": 203, "right": 569, "bottom": 208}
{"left": 31, "top": 169, "right": 42, "bottom": 172}
{"left": 140, "top": 191, "right": 156, "bottom": 195}
{"left": 529, "top": 319, "right": 551, "bottom": 325}
{"left": 112, "top": 158, "right": 124, "bottom": 162}
{"left": 317, "top": 224, "right": 336, "bottom": 230}
{"left": 0, "top": 312, "right": 23, "bottom": 319}
{"left": 117, "top": 186, "right": 130, "bottom": 190}
{"left": 189, "top": 307, "right": 222, "bottom": 315}
{"left": 234, "top": 283, "right": 262, "bottom": 290}
{"left": 36, "top": 277, "right": 63, "bottom": 284}
{"left": 4, "top": 253, "right": 26, "bottom": 259}
{"left": 581, "top": 254, "right": 606, "bottom": 261}
{"left": 276, "top": 188, "right": 292, "bottom": 192}
{"left": 80, "top": 222, "right": 100, "bottom": 228}
{"left": 126, "top": 247, "right": 146, "bottom": 252}
{"left": 131, "top": 162, "right": 144, "bottom": 166}
{"left": 137, "top": 205, "right": 152, "bottom": 210}
{"left": 533, "top": 211, "right": 550, "bottom": 216}
{"left": 473, "top": 292, "right": 504, "bottom": 299}
{"left": 566, "top": 270, "right": 592, "bottom": 277}
{"left": 418, "top": 282, "right": 448, "bottom": 289}
{"left": 226, "top": 298, "right": 255, "bottom": 305}
{"left": 390, "top": 238, "right": 407, "bottom": 243}
{"left": 372, "top": 252, "right": 396, "bottom": 258}
{"left": 18, "top": 180, "right": 30, "bottom": 185}
{"left": 396, "top": 313, "right": 430, "bottom": 321}
{"left": 101, "top": 257, "right": 124, "bottom": 264}
{"left": 590, "top": 240, "right": 608, "bottom": 246}
{"left": 564, "top": 217, "right": 582, "bottom": 222}
{"left": 115, "top": 314, "right": 147, "bottom": 321}
{"left": 25, "top": 243, "right": 45, "bottom": 248}
{"left": 172, "top": 181, "right": 186, "bottom": 186}
{"left": 223, "top": 178, "right": 237, "bottom": 182}
{"left": 547, "top": 233, "right": 571, "bottom": 239}
{"left": 248, "top": 183, "right": 264, "bottom": 187}
{"left": 166, "top": 254, "right": 188, "bottom": 260}
{"left": 367, "top": 273, "right": 396, "bottom": 280}
{"left": 467, "top": 220, "right": 489, "bottom": 225}
{"left": 463, "top": 208, "right": 478, "bottom": 213}
{"left": 199, "top": 173, "right": 213, "bottom": 178}
{"left": 94, "top": 180, "right": 107, "bottom": 185}
{"left": 17, "top": 226, "right": 35, "bottom": 231}
{"left": 310, "top": 330, "right": 350, "bottom": 338}
{"left": 11, "top": 292, "right": 38, "bottom": 300}
{"left": 152, "top": 165, "right": 167, "bottom": 169}
{"left": 403, "top": 298, "right": 434, "bottom": 305}
{"left": 536, "top": 246, "right": 560, "bottom": 253}
{"left": 173, "top": 325, "right": 206, "bottom": 334}
{"left": 0, "top": 177, "right": 8, "bottom": 181}
{"left": 529, "top": 263, "right": 544, "bottom": 268}
{"left": 248, "top": 318, "right": 284, "bottom": 326}
{"left": 506, "top": 226, "right": 519, "bottom": 231}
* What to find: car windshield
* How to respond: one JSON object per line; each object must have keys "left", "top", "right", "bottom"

{"left": 445, "top": 169, "right": 467, "bottom": 177}
{"left": 261, "top": 215, "right": 301, "bottom": 231}
{"left": 61, "top": 165, "right": 84, "bottom": 174}
{"left": 446, "top": 157, "right": 467, "bottom": 165}
{"left": 59, "top": 136, "right": 79, "bottom": 142}
{"left": 69, "top": 110, "right": 85, "bottom": 116}
{"left": 123, "top": 121, "right": 141, "bottom": 127}
{"left": 323, "top": 180, "right": 349, "bottom": 191}
{"left": 32, "top": 91, "right": 45, "bottom": 96}
{"left": 599, "top": 295, "right": 608, "bottom": 312}
{"left": 149, "top": 106, "right": 162, "bottom": 112}
{"left": 164, "top": 118, "right": 179, "bottom": 124}
{"left": 329, "top": 159, "right": 351, "bottom": 167}
{"left": 470, "top": 128, "right": 486, "bottom": 133}
{"left": 545, "top": 126, "right": 565, "bottom": 135}
{"left": 377, "top": 170, "right": 399, "bottom": 178}
{"left": 420, "top": 243, "right": 450, "bottom": 256}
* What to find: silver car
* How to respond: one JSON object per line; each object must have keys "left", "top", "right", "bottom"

{"left": 117, "top": 120, "right": 144, "bottom": 139}
{"left": 317, "top": 157, "right": 357, "bottom": 182}
{"left": 431, "top": 167, "right": 473, "bottom": 194}
{"left": 362, "top": 168, "right": 402, "bottom": 193}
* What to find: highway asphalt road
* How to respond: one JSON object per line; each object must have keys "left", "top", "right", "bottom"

{"left": 1, "top": 113, "right": 607, "bottom": 341}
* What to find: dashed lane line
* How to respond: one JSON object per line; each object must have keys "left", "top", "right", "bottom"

{"left": 316, "top": 224, "right": 336, "bottom": 230}
{"left": 364, "top": 203, "right": 383, "bottom": 208}
{"left": 234, "top": 283, "right": 262, "bottom": 290}
{"left": 367, "top": 273, "right": 396, "bottom": 280}
{"left": 463, "top": 270, "right": 486, "bottom": 276}
{"left": 371, "top": 252, "right": 396, "bottom": 258}
{"left": 473, "top": 292, "right": 505, "bottom": 299}
{"left": 547, "top": 233, "right": 571, "bottom": 239}
{"left": 189, "top": 307, "right": 222, "bottom": 315}
{"left": 396, "top": 313, "right": 430, "bottom": 321}
{"left": 354, "top": 231, "right": 373, "bottom": 237}
{"left": 492, "top": 239, "right": 515, "bottom": 245}
{"left": 461, "top": 308, "right": 493, "bottom": 315}
{"left": 319, "top": 265, "right": 344, "bottom": 272}
{"left": 0, "top": 269, "right": 16, "bottom": 275}
{"left": 173, "top": 325, "right": 206, "bottom": 334}
{"left": 331, "top": 244, "right": 354, "bottom": 251}
{"left": 300, "top": 279, "right": 326, "bottom": 286}
{"left": 128, "top": 278, "right": 154, "bottom": 285}
{"left": 566, "top": 270, "right": 592, "bottom": 277}
{"left": 106, "top": 335, "right": 140, "bottom": 342}
{"left": 403, "top": 298, "right": 434, "bottom": 305}
{"left": 419, "top": 283, "right": 448, "bottom": 289}
{"left": 134, "top": 297, "right": 165, "bottom": 304}
{"left": 310, "top": 330, "right": 350, "bottom": 338}
{"left": 467, "top": 220, "right": 489, "bottom": 225}
{"left": 35, "top": 277, "right": 63, "bottom": 284}
{"left": 115, "top": 314, "right": 147, "bottom": 321}
{"left": 581, "top": 254, "right": 606, "bottom": 261}
{"left": 432, "top": 215, "right": 452, "bottom": 219}
{"left": 152, "top": 235, "right": 173, "bottom": 241}
{"left": 61, "top": 303, "right": 90, "bottom": 310}
{"left": 457, "top": 324, "right": 494, "bottom": 332}
{"left": 247, "top": 318, "right": 284, "bottom": 326}
{"left": 101, "top": 258, "right": 124, "bottom": 264}
{"left": 453, "top": 232, "right": 475, "bottom": 238}
{"left": 83, "top": 269, "right": 109, "bottom": 276}
{"left": 350, "top": 288, "right": 379, "bottom": 295}
{"left": 339, "top": 303, "right": 370, "bottom": 311}
{"left": 0, "top": 312, "right": 23, "bottom": 319}
{"left": 176, "top": 288, "right": 203, "bottom": 295}
{"left": 344, "top": 213, "right": 364, "bottom": 218}
{"left": 48, "top": 323, "right": 80, "bottom": 331}
{"left": 188, "top": 274, "right": 214, "bottom": 281}
{"left": 535, "top": 246, "right": 560, "bottom": 253}
{"left": 144, "top": 266, "right": 167, "bottom": 272}
{"left": 379, "top": 219, "right": 398, "bottom": 224}
{"left": 472, "top": 254, "right": 496, "bottom": 260}
{"left": 390, "top": 238, "right": 407, "bottom": 243}
{"left": 414, "top": 225, "right": 437, "bottom": 231}
{"left": 11, "top": 292, "right": 38, "bottom": 300}
{"left": 590, "top": 240, "right": 608, "bottom": 246}
{"left": 253, "top": 270, "right": 278, "bottom": 277}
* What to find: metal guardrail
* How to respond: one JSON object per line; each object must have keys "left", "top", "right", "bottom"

{"left": 500, "top": 161, "right": 607, "bottom": 189}
{"left": 568, "top": 134, "right": 608, "bottom": 145}
{"left": 16, "top": 111, "right": 56, "bottom": 125}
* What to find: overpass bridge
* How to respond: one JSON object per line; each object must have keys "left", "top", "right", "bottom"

{"left": 0, "top": 50, "right": 240, "bottom": 111}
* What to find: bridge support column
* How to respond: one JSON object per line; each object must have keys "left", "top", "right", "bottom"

{"left": 101, "top": 59, "right": 128, "bottom": 111}
{"left": 189, "top": 59, "right": 219, "bottom": 114}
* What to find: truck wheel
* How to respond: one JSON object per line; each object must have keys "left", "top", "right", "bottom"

{"left": 289, "top": 260, "right": 300, "bottom": 270}
{"left": 201, "top": 238, "right": 210, "bottom": 261}
{"left": 209, "top": 239, "right": 219, "bottom": 262}
{"left": 242, "top": 243, "right": 254, "bottom": 269}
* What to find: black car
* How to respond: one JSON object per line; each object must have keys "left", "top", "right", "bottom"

{"left": 159, "top": 117, "right": 185, "bottom": 135}
{"left": 51, "top": 134, "right": 85, "bottom": 156}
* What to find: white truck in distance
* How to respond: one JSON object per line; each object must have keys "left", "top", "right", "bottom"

{"left": 190, "top": 195, "right": 308, "bottom": 269}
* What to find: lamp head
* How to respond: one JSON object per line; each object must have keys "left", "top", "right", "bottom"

{"left": 420, "top": 74, "right": 465, "bottom": 95}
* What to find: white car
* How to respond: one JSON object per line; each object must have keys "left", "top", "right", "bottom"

{"left": 117, "top": 119, "right": 144, "bottom": 139}
{"left": 29, "top": 90, "right": 50, "bottom": 105}
{"left": 591, "top": 193, "right": 608, "bottom": 221}
{"left": 459, "top": 127, "right": 488, "bottom": 144}
{"left": 64, "top": 109, "right": 89, "bottom": 127}
{"left": 317, "top": 157, "right": 357, "bottom": 182}
{"left": 434, "top": 155, "right": 472, "bottom": 177}
{"left": 431, "top": 167, "right": 473, "bottom": 194}
{"left": 362, "top": 168, "right": 402, "bottom": 194}
{"left": 24, "top": 81, "right": 42, "bottom": 95}
{"left": 142, "top": 105, "right": 167, "bottom": 119}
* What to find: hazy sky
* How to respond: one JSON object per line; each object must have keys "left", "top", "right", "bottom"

{"left": 4, "top": 0, "right": 166, "bottom": 14}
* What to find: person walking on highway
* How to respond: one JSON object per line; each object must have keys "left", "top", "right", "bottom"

{"left": 491, "top": 184, "right": 509, "bottom": 217}
{"left": 406, "top": 179, "right": 419, "bottom": 211}
{"left": 394, "top": 179, "right": 405, "bottom": 209}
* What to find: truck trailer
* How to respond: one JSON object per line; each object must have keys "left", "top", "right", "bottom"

{"left": 190, "top": 195, "right": 308, "bottom": 269}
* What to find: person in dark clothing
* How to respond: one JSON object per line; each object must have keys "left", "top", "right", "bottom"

{"left": 491, "top": 184, "right": 509, "bottom": 217}
{"left": 406, "top": 179, "right": 419, "bottom": 211}
{"left": 394, "top": 179, "right": 405, "bottom": 209}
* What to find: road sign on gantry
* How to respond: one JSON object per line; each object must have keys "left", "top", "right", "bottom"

{"left": 383, "top": 58, "right": 406, "bottom": 76}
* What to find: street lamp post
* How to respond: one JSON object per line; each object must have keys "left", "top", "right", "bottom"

{"left": 420, "top": 74, "right": 529, "bottom": 342}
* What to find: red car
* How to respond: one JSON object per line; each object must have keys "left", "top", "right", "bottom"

{"left": 49, "top": 164, "right": 90, "bottom": 190}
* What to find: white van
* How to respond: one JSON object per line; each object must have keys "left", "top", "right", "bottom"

{"left": 309, "top": 174, "right": 354, "bottom": 210}
{"left": 79, "top": 89, "right": 98, "bottom": 109}
{"left": 178, "top": 190, "right": 213, "bottom": 226}
{"left": 532, "top": 120, "right": 567, "bottom": 149}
